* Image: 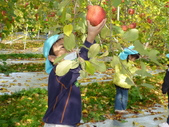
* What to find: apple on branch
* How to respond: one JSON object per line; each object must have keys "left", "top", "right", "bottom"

{"left": 112, "top": 6, "right": 117, "bottom": 12}
{"left": 86, "top": 5, "right": 106, "bottom": 26}
{"left": 139, "top": 13, "right": 146, "bottom": 18}
{"left": 1, "top": 11, "right": 6, "bottom": 16}
{"left": 128, "top": 9, "right": 135, "bottom": 15}
{"left": 121, "top": 25, "right": 128, "bottom": 31}
{"left": 164, "top": 2, "right": 169, "bottom": 7}
{"left": 147, "top": 17, "right": 152, "bottom": 24}
{"left": 24, "top": 2, "right": 29, "bottom": 8}
{"left": 48, "top": 12, "right": 56, "bottom": 17}
{"left": 45, "top": 19, "right": 48, "bottom": 22}
{"left": 128, "top": 23, "right": 136, "bottom": 29}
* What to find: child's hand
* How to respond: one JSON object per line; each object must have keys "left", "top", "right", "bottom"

{"left": 87, "top": 18, "right": 107, "bottom": 43}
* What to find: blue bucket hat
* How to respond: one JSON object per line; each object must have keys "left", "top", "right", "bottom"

{"left": 166, "top": 54, "right": 169, "bottom": 58}
{"left": 43, "top": 34, "right": 64, "bottom": 74}
{"left": 119, "top": 45, "right": 139, "bottom": 60}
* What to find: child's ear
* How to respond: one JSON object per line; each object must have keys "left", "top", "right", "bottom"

{"left": 48, "top": 55, "right": 56, "bottom": 63}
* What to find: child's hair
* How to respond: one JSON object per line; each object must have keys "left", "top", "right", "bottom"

{"left": 127, "top": 53, "right": 140, "bottom": 62}
{"left": 49, "top": 39, "right": 62, "bottom": 56}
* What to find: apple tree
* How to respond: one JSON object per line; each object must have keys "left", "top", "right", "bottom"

{"left": 0, "top": 0, "right": 169, "bottom": 87}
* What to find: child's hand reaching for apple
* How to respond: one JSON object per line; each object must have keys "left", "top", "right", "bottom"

{"left": 86, "top": 18, "right": 107, "bottom": 43}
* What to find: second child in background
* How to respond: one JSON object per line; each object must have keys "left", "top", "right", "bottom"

{"left": 113, "top": 46, "right": 140, "bottom": 114}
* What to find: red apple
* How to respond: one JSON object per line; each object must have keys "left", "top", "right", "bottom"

{"left": 139, "top": 13, "right": 146, "bottom": 18}
{"left": 45, "top": 19, "right": 48, "bottom": 22}
{"left": 121, "top": 25, "right": 128, "bottom": 31}
{"left": 24, "top": 2, "right": 29, "bottom": 7}
{"left": 34, "top": 5, "right": 38, "bottom": 9}
{"left": 121, "top": 0, "right": 125, "bottom": 3}
{"left": 86, "top": 5, "right": 106, "bottom": 26}
{"left": 48, "top": 12, "right": 56, "bottom": 17}
{"left": 165, "top": 2, "right": 169, "bottom": 7}
{"left": 147, "top": 18, "right": 152, "bottom": 24}
{"left": 103, "top": 2, "right": 107, "bottom": 5}
{"left": 112, "top": 6, "right": 117, "bottom": 12}
{"left": 128, "top": 23, "right": 136, "bottom": 29}
{"left": 128, "top": 9, "right": 135, "bottom": 15}
{"left": 142, "top": 30, "right": 146, "bottom": 33}
{"left": 1, "top": 10, "right": 6, "bottom": 16}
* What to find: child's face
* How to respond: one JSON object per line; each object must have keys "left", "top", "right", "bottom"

{"left": 128, "top": 55, "right": 137, "bottom": 61}
{"left": 52, "top": 39, "right": 69, "bottom": 57}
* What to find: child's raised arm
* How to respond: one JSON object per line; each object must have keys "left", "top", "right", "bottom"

{"left": 86, "top": 18, "right": 107, "bottom": 43}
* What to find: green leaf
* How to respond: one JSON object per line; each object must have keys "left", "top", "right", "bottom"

{"left": 70, "top": 61, "right": 79, "bottom": 69}
{"left": 135, "top": 62, "right": 152, "bottom": 77}
{"left": 75, "top": 81, "right": 80, "bottom": 87}
{"left": 55, "top": 60, "right": 72, "bottom": 76}
{"left": 85, "top": 61, "right": 95, "bottom": 75}
{"left": 79, "top": 70, "right": 88, "bottom": 79}
{"left": 75, "top": 20, "right": 86, "bottom": 34}
{"left": 63, "top": 24, "right": 73, "bottom": 36}
{"left": 147, "top": 50, "right": 160, "bottom": 65}
{"left": 90, "top": 58, "right": 106, "bottom": 72}
{"left": 101, "top": 26, "right": 111, "bottom": 38}
{"left": 122, "top": 29, "right": 139, "bottom": 41}
{"left": 125, "top": 77, "right": 135, "bottom": 86}
{"left": 135, "top": 70, "right": 152, "bottom": 77}
{"left": 141, "top": 83, "right": 155, "bottom": 89}
{"left": 54, "top": 54, "right": 67, "bottom": 64}
{"left": 79, "top": 57, "right": 85, "bottom": 70}
{"left": 66, "top": 13, "right": 72, "bottom": 21}
{"left": 58, "top": 0, "right": 70, "bottom": 11}
{"left": 166, "top": 43, "right": 169, "bottom": 51}
{"left": 112, "top": 25, "right": 124, "bottom": 34}
{"left": 88, "top": 44, "right": 100, "bottom": 58}
{"left": 60, "top": 8, "right": 67, "bottom": 23}
{"left": 133, "top": 40, "right": 148, "bottom": 55}
{"left": 64, "top": 33, "right": 76, "bottom": 51}
{"left": 112, "top": 0, "right": 121, "bottom": 7}
{"left": 99, "top": 50, "right": 109, "bottom": 58}
{"left": 110, "top": 55, "right": 120, "bottom": 67}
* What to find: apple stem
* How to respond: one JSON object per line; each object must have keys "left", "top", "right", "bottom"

{"left": 87, "top": 0, "right": 92, "bottom": 5}
{"left": 98, "top": 0, "right": 102, "bottom": 6}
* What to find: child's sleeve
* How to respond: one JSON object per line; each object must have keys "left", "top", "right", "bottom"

{"left": 162, "top": 69, "right": 169, "bottom": 94}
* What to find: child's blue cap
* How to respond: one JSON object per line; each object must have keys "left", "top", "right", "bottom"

{"left": 119, "top": 45, "right": 139, "bottom": 60}
{"left": 43, "top": 34, "right": 64, "bottom": 74}
{"left": 166, "top": 54, "right": 169, "bottom": 58}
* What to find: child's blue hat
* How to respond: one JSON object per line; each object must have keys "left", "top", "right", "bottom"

{"left": 166, "top": 54, "right": 169, "bottom": 58}
{"left": 119, "top": 45, "right": 139, "bottom": 60}
{"left": 43, "top": 34, "right": 64, "bottom": 74}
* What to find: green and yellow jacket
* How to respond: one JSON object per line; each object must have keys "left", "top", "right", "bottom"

{"left": 113, "top": 60, "right": 137, "bottom": 89}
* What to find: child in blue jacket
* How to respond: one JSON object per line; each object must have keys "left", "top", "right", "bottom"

{"left": 159, "top": 54, "right": 169, "bottom": 127}
{"left": 42, "top": 19, "right": 106, "bottom": 127}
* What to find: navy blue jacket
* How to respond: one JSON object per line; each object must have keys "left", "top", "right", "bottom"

{"left": 43, "top": 40, "right": 94, "bottom": 126}
{"left": 162, "top": 69, "right": 169, "bottom": 94}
